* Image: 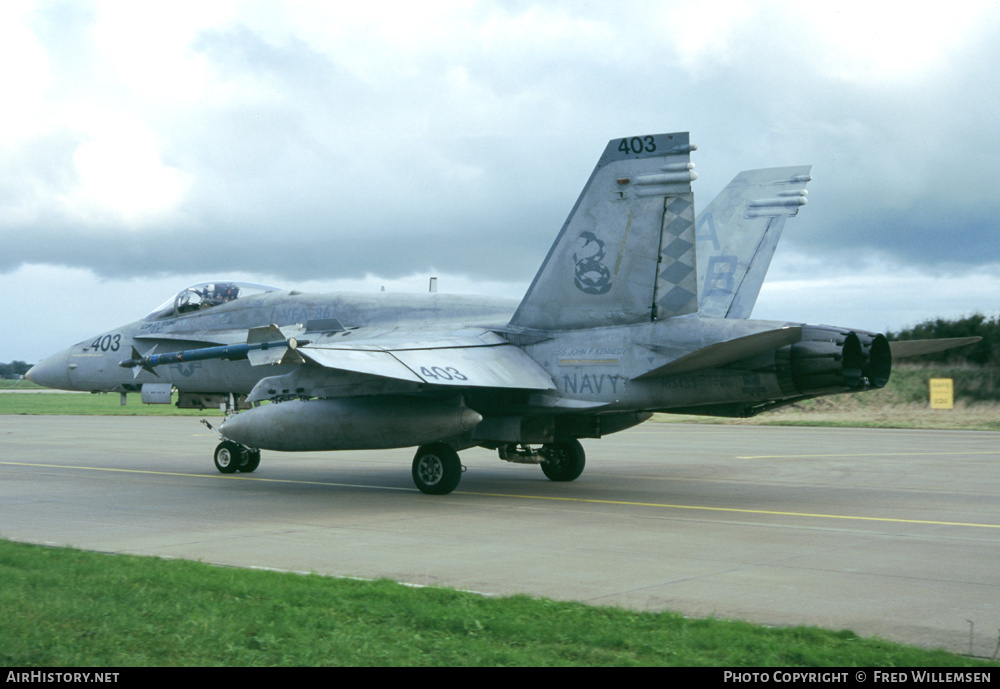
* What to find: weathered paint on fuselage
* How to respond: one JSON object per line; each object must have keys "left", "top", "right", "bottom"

{"left": 33, "top": 284, "right": 875, "bottom": 423}
{"left": 521, "top": 315, "right": 797, "bottom": 413}
{"left": 48, "top": 291, "right": 520, "bottom": 395}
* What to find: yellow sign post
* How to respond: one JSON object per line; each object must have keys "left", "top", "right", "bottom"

{"left": 929, "top": 378, "right": 954, "bottom": 409}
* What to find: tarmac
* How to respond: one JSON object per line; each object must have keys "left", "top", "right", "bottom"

{"left": 2, "top": 415, "right": 998, "bottom": 656}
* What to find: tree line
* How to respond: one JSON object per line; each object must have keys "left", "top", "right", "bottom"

{"left": 0, "top": 361, "right": 31, "bottom": 378}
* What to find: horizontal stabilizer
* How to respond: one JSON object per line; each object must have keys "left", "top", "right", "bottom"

{"left": 889, "top": 337, "right": 982, "bottom": 358}
{"left": 634, "top": 326, "right": 802, "bottom": 379}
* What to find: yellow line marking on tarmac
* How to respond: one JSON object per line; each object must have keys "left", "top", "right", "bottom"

{"left": 5, "top": 460, "right": 999, "bottom": 530}
{"left": 0, "top": 461, "right": 413, "bottom": 492}
{"left": 455, "top": 490, "right": 1000, "bottom": 529}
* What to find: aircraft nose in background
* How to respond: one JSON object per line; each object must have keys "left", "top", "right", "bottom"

{"left": 25, "top": 348, "right": 73, "bottom": 390}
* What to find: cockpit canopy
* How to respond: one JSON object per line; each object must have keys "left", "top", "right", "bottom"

{"left": 145, "top": 282, "right": 279, "bottom": 320}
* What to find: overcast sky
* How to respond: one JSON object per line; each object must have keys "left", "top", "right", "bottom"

{"left": 4, "top": 1, "right": 1000, "bottom": 362}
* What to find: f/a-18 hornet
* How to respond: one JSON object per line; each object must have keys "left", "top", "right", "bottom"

{"left": 27, "top": 132, "right": 975, "bottom": 494}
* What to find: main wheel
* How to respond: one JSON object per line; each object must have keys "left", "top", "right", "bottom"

{"left": 214, "top": 441, "right": 242, "bottom": 474}
{"left": 541, "top": 439, "right": 586, "bottom": 482}
{"left": 238, "top": 449, "right": 261, "bottom": 473}
{"left": 412, "top": 443, "right": 462, "bottom": 495}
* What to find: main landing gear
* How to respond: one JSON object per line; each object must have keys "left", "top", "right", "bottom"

{"left": 204, "top": 416, "right": 585, "bottom": 494}
{"left": 412, "top": 443, "right": 463, "bottom": 495}
{"left": 498, "top": 439, "right": 587, "bottom": 482}
{"left": 539, "top": 440, "right": 586, "bottom": 482}
{"left": 213, "top": 440, "right": 261, "bottom": 474}
{"left": 410, "top": 439, "right": 588, "bottom": 496}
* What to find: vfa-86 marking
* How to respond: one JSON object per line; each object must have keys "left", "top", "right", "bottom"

{"left": 27, "top": 132, "right": 979, "bottom": 494}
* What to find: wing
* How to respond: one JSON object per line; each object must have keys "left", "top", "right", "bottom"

{"left": 246, "top": 327, "right": 555, "bottom": 403}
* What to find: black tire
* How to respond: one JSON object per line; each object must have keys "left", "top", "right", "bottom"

{"left": 238, "top": 449, "right": 261, "bottom": 473}
{"left": 214, "top": 441, "right": 242, "bottom": 474}
{"left": 412, "top": 443, "right": 462, "bottom": 495}
{"left": 541, "top": 439, "right": 586, "bottom": 482}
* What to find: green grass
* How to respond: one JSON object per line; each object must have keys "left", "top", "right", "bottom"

{"left": 0, "top": 539, "right": 993, "bottom": 667}
{"left": 0, "top": 378, "right": 42, "bottom": 389}
{"left": 857, "top": 363, "right": 999, "bottom": 405}
{"left": 0, "top": 391, "right": 223, "bottom": 415}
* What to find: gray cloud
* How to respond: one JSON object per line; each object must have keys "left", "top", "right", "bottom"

{"left": 4, "top": 2, "right": 1000, "bottom": 361}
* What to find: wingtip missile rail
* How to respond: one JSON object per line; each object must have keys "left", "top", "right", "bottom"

{"left": 119, "top": 338, "right": 309, "bottom": 377}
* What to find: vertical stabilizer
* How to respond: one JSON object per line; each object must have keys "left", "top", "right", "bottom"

{"left": 509, "top": 132, "right": 698, "bottom": 331}
{"left": 696, "top": 166, "right": 812, "bottom": 319}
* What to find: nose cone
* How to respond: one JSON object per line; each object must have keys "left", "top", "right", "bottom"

{"left": 25, "top": 348, "right": 73, "bottom": 390}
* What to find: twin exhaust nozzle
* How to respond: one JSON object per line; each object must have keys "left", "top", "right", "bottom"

{"left": 783, "top": 328, "right": 891, "bottom": 396}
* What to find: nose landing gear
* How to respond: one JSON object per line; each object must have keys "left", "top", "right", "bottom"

{"left": 214, "top": 440, "right": 261, "bottom": 474}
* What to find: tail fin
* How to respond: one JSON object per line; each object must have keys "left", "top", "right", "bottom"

{"left": 508, "top": 132, "right": 698, "bottom": 331}
{"left": 696, "top": 166, "right": 812, "bottom": 319}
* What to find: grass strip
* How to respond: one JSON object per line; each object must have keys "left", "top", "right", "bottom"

{"left": 0, "top": 380, "right": 43, "bottom": 389}
{"left": 0, "top": 540, "right": 993, "bottom": 667}
{"left": 0, "top": 392, "right": 221, "bottom": 416}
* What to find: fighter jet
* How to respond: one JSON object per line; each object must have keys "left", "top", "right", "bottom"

{"left": 26, "top": 131, "right": 975, "bottom": 495}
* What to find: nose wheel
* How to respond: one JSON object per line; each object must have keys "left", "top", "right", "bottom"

{"left": 239, "top": 448, "right": 261, "bottom": 473}
{"left": 214, "top": 441, "right": 261, "bottom": 474}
